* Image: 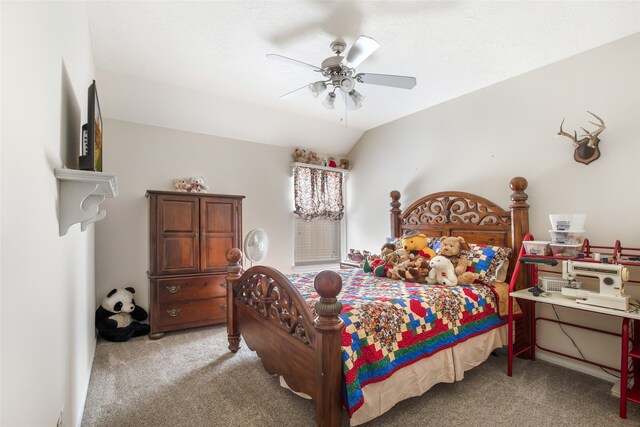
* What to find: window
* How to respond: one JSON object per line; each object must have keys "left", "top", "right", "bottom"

{"left": 292, "top": 165, "right": 345, "bottom": 267}
{"left": 294, "top": 217, "right": 341, "bottom": 265}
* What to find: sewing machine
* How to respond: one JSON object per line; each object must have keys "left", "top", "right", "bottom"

{"left": 561, "top": 260, "right": 631, "bottom": 310}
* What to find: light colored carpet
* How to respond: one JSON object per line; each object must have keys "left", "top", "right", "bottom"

{"left": 82, "top": 325, "right": 640, "bottom": 426}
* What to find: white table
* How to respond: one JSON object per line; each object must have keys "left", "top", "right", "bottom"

{"left": 509, "top": 288, "right": 640, "bottom": 419}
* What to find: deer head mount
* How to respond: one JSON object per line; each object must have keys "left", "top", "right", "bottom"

{"left": 557, "top": 111, "right": 606, "bottom": 165}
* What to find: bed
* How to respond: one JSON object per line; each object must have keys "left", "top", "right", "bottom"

{"left": 224, "top": 176, "right": 532, "bottom": 426}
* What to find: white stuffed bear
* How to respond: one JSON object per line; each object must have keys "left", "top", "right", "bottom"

{"left": 426, "top": 256, "right": 458, "bottom": 286}
{"left": 189, "top": 176, "right": 209, "bottom": 193}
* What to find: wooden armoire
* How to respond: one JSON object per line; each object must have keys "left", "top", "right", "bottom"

{"left": 146, "top": 190, "right": 244, "bottom": 339}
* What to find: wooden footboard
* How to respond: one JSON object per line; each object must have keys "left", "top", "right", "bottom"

{"left": 225, "top": 248, "right": 344, "bottom": 427}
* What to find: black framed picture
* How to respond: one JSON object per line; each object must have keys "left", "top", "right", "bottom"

{"left": 79, "top": 80, "right": 103, "bottom": 172}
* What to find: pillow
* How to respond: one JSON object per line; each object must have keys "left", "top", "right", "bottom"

{"left": 428, "top": 237, "right": 441, "bottom": 253}
{"left": 464, "top": 243, "right": 512, "bottom": 285}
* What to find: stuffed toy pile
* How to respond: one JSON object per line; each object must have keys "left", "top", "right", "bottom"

{"left": 363, "top": 232, "right": 437, "bottom": 283}
{"left": 95, "top": 287, "right": 150, "bottom": 342}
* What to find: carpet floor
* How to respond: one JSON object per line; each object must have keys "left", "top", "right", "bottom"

{"left": 81, "top": 324, "right": 640, "bottom": 426}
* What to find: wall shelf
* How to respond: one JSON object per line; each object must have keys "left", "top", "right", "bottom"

{"left": 55, "top": 168, "right": 118, "bottom": 236}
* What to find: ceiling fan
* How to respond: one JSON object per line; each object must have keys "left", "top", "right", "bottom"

{"left": 267, "top": 35, "right": 417, "bottom": 111}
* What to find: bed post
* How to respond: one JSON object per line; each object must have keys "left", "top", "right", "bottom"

{"left": 313, "top": 271, "right": 344, "bottom": 427}
{"left": 509, "top": 176, "right": 529, "bottom": 290}
{"left": 225, "top": 248, "right": 244, "bottom": 352}
{"left": 390, "top": 190, "right": 402, "bottom": 238}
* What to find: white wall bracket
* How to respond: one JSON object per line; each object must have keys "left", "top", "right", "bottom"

{"left": 54, "top": 168, "right": 118, "bottom": 236}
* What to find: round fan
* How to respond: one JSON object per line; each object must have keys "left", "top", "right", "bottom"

{"left": 244, "top": 228, "right": 269, "bottom": 266}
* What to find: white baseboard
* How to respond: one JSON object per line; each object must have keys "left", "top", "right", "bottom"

{"left": 536, "top": 349, "right": 618, "bottom": 384}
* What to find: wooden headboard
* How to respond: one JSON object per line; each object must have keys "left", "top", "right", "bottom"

{"left": 390, "top": 177, "right": 530, "bottom": 270}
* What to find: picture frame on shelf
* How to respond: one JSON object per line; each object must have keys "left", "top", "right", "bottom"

{"left": 79, "top": 80, "right": 103, "bottom": 172}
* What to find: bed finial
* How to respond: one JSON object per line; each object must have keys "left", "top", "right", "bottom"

{"left": 225, "top": 248, "right": 244, "bottom": 352}
{"left": 390, "top": 191, "right": 402, "bottom": 238}
{"left": 509, "top": 177, "right": 528, "bottom": 206}
{"left": 314, "top": 271, "right": 343, "bottom": 322}
{"left": 313, "top": 270, "right": 343, "bottom": 426}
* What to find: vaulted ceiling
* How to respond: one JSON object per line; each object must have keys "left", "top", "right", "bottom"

{"left": 87, "top": 1, "right": 640, "bottom": 155}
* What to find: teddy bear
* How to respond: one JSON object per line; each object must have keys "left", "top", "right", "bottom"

{"left": 426, "top": 256, "right": 458, "bottom": 286}
{"left": 173, "top": 178, "right": 189, "bottom": 192}
{"left": 293, "top": 148, "right": 308, "bottom": 163}
{"left": 401, "top": 231, "right": 437, "bottom": 261}
{"left": 327, "top": 157, "right": 337, "bottom": 168}
{"left": 95, "top": 287, "right": 150, "bottom": 342}
{"left": 339, "top": 158, "right": 352, "bottom": 170}
{"left": 188, "top": 176, "right": 209, "bottom": 193}
{"left": 396, "top": 256, "right": 430, "bottom": 283}
{"left": 437, "top": 236, "right": 479, "bottom": 285}
{"left": 307, "top": 151, "right": 322, "bottom": 165}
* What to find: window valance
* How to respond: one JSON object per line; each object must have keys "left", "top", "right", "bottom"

{"left": 293, "top": 165, "right": 344, "bottom": 221}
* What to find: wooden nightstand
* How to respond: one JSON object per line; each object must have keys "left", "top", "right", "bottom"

{"left": 339, "top": 262, "right": 360, "bottom": 270}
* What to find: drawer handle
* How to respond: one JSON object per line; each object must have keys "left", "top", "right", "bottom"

{"left": 220, "top": 304, "right": 227, "bottom": 311}
{"left": 219, "top": 282, "right": 227, "bottom": 289}
{"left": 166, "top": 308, "right": 181, "bottom": 317}
{"left": 166, "top": 285, "right": 181, "bottom": 294}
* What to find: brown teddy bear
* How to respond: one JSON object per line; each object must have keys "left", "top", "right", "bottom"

{"left": 438, "top": 236, "right": 479, "bottom": 285}
{"left": 397, "top": 256, "right": 430, "bottom": 283}
{"left": 293, "top": 148, "right": 308, "bottom": 163}
{"left": 339, "top": 158, "right": 352, "bottom": 170}
{"left": 308, "top": 151, "right": 322, "bottom": 165}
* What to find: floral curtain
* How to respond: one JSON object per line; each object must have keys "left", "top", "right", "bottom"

{"left": 294, "top": 166, "right": 344, "bottom": 221}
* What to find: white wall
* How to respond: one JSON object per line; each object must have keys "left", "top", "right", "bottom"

{"left": 347, "top": 34, "right": 640, "bottom": 379}
{"left": 95, "top": 120, "right": 297, "bottom": 310}
{"left": 1, "top": 2, "right": 97, "bottom": 427}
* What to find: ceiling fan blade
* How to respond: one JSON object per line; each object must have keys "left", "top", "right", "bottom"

{"left": 279, "top": 84, "right": 309, "bottom": 100}
{"left": 356, "top": 73, "right": 417, "bottom": 89}
{"left": 341, "top": 35, "right": 380, "bottom": 69}
{"left": 266, "top": 54, "right": 322, "bottom": 72}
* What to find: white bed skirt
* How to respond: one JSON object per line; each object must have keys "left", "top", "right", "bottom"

{"left": 280, "top": 325, "right": 507, "bottom": 426}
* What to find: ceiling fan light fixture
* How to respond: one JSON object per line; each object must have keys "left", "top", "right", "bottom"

{"left": 348, "top": 90, "right": 364, "bottom": 109}
{"left": 308, "top": 81, "right": 327, "bottom": 98}
{"left": 323, "top": 92, "right": 336, "bottom": 109}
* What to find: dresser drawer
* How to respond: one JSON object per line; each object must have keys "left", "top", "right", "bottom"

{"left": 157, "top": 296, "right": 227, "bottom": 328}
{"left": 156, "top": 275, "right": 227, "bottom": 303}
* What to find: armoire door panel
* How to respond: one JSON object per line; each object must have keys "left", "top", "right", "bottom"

{"left": 202, "top": 200, "right": 236, "bottom": 234}
{"left": 160, "top": 200, "right": 198, "bottom": 232}
{"left": 161, "top": 237, "right": 199, "bottom": 273}
{"left": 201, "top": 236, "right": 235, "bottom": 271}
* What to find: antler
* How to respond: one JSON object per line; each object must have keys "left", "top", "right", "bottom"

{"left": 557, "top": 118, "right": 579, "bottom": 147}
{"left": 581, "top": 111, "right": 606, "bottom": 148}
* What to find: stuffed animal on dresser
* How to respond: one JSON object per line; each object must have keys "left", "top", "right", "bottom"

{"left": 95, "top": 287, "right": 150, "bottom": 342}
{"left": 189, "top": 176, "right": 209, "bottom": 193}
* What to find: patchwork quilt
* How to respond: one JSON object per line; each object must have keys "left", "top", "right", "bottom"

{"left": 287, "top": 269, "right": 508, "bottom": 418}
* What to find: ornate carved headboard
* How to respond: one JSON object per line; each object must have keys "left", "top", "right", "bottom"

{"left": 389, "top": 177, "right": 530, "bottom": 267}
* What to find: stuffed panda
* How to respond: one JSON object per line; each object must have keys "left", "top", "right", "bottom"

{"left": 95, "top": 287, "right": 150, "bottom": 342}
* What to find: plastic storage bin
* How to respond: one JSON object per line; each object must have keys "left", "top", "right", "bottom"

{"left": 523, "top": 241, "right": 551, "bottom": 255}
{"left": 549, "top": 214, "right": 586, "bottom": 231}
{"left": 550, "top": 243, "right": 582, "bottom": 258}
{"left": 539, "top": 276, "right": 581, "bottom": 294}
{"left": 549, "top": 230, "right": 586, "bottom": 244}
